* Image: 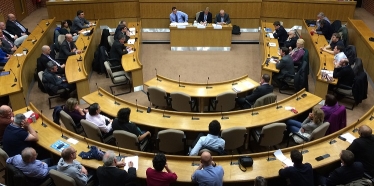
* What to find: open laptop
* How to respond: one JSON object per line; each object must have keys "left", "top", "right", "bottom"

{"left": 82, "top": 28, "right": 95, "bottom": 36}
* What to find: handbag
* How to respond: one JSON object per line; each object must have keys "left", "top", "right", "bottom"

{"left": 238, "top": 156, "right": 253, "bottom": 172}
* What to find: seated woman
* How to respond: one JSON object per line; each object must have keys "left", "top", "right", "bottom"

{"left": 58, "top": 20, "right": 79, "bottom": 41}
{"left": 63, "top": 98, "right": 87, "bottom": 127}
{"left": 321, "top": 94, "right": 339, "bottom": 122}
{"left": 0, "top": 41, "right": 10, "bottom": 64}
{"left": 289, "top": 39, "right": 305, "bottom": 68}
{"left": 286, "top": 106, "right": 325, "bottom": 143}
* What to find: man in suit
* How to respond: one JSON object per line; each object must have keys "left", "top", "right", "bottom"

{"left": 38, "top": 45, "right": 65, "bottom": 74}
{"left": 279, "top": 150, "right": 314, "bottom": 186}
{"left": 59, "top": 34, "right": 82, "bottom": 62}
{"left": 5, "top": 14, "right": 30, "bottom": 37}
{"left": 313, "top": 19, "right": 333, "bottom": 41}
{"left": 333, "top": 58, "right": 354, "bottom": 87}
{"left": 273, "top": 47, "right": 295, "bottom": 88}
{"left": 197, "top": 7, "right": 213, "bottom": 24}
{"left": 114, "top": 25, "right": 130, "bottom": 42}
{"left": 236, "top": 74, "right": 274, "bottom": 109}
{"left": 169, "top": 7, "right": 188, "bottom": 23}
{"left": 0, "top": 22, "right": 28, "bottom": 46}
{"left": 42, "top": 61, "right": 75, "bottom": 96}
{"left": 71, "top": 10, "right": 91, "bottom": 33}
{"left": 0, "top": 29, "right": 17, "bottom": 54}
{"left": 110, "top": 34, "right": 132, "bottom": 62}
{"left": 97, "top": 151, "right": 136, "bottom": 186}
{"left": 273, "top": 21, "right": 288, "bottom": 47}
{"left": 215, "top": 10, "right": 231, "bottom": 25}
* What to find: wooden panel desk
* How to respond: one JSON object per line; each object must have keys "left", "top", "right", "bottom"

{"left": 260, "top": 21, "right": 280, "bottom": 84}
{"left": 346, "top": 18, "right": 374, "bottom": 79}
{"left": 23, "top": 103, "right": 374, "bottom": 183}
{"left": 65, "top": 20, "right": 100, "bottom": 100}
{"left": 0, "top": 18, "right": 55, "bottom": 110}
{"left": 169, "top": 24, "right": 232, "bottom": 51}
{"left": 83, "top": 88, "right": 320, "bottom": 132}
{"left": 301, "top": 20, "right": 337, "bottom": 98}
{"left": 144, "top": 75, "right": 259, "bottom": 112}
{"left": 122, "top": 22, "right": 144, "bottom": 91}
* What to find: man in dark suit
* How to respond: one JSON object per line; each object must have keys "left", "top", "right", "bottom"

{"left": 97, "top": 151, "right": 136, "bottom": 186}
{"left": 273, "top": 47, "right": 295, "bottom": 88}
{"left": 313, "top": 19, "right": 333, "bottom": 41}
{"left": 197, "top": 7, "right": 212, "bottom": 24}
{"left": 0, "top": 29, "right": 17, "bottom": 54}
{"left": 71, "top": 10, "right": 91, "bottom": 33}
{"left": 236, "top": 74, "right": 274, "bottom": 109}
{"left": 0, "top": 22, "right": 28, "bottom": 46}
{"left": 214, "top": 10, "right": 231, "bottom": 25}
{"left": 114, "top": 25, "right": 130, "bottom": 42}
{"left": 38, "top": 45, "right": 65, "bottom": 74}
{"left": 110, "top": 34, "right": 132, "bottom": 62}
{"left": 42, "top": 61, "right": 75, "bottom": 96}
{"left": 273, "top": 21, "right": 288, "bottom": 47}
{"left": 333, "top": 58, "right": 355, "bottom": 87}
{"left": 59, "top": 34, "right": 82, "bottom": 62}
{"left": 5, "top": 14, "right": 30, "bottom": 37}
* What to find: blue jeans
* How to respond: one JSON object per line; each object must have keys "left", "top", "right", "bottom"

{"left": 286, "top": 119, "right": 302, "bottom": 133}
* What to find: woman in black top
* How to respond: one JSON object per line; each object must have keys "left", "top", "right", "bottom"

{"left": 112, "top": 108, "right": 151, "bottom": 141}
{"left": 59, "top": 20, "right": 78, "bottom": 35}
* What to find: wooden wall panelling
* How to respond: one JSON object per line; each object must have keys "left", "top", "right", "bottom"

{"left": 259, "top": 18, "right": 303, "bottom": 28}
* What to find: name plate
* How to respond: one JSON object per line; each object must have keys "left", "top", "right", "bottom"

{"left": 197, "top": 25, "right": 206, "bottom": 29}
{"left": 177, "top": 25, "right": 186, "bottom": 29}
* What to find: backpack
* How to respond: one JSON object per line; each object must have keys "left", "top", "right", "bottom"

{"left": 52, "top": 105, "right": 64, "bottom": 124}
{"left": 232, "top": 25, "right": 241, "bottom": 35}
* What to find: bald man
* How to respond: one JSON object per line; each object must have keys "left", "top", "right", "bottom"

{"left": 6, "top": 14, "right": 30, "bottom": 37}
{"left": 191, "top": 151, "right": 224, "bottom": 186}
{"left": 0, "top": 22, "right": 28, "bottom": 46}
{"left": 214, "top": 10, "right": 231, "bottom": 25}
{"left": 38, "top": 45, "right": 65, "bottom": 74}
{"left": 59, "top": 34, "right": 82, "bottom": 61}
{"left": 0, "top": 105, "right": 13, "bottom": 141}
{"left": 347, "top": 125, "right": 374, "bottom": 177}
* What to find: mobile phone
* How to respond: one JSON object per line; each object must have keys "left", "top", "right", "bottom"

{"left": 322, "top": 154, "right": 330, "bottom": 159}
{"left": 147, "top": 107, "right": 151, "bottom": 113}
{"left": 315, "top": 156, "right": 324, "bottom": 161}
{"left": 301, "top": 93, "right": 307, "bottom": 98}
{"left": 57, "top": 144, "right": 64, "bottom": 149}
{"left": 338, "top": 136, "right": 346, "bottom": 141}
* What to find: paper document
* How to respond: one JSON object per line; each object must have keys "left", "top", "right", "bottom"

{"left": 127, "top": 50, "right": 134, "bottom": 54}
{"left": 267, "top": 33, "right": 274, "bottom": 38}
{"left": 123, "top": 156, "right": 139, "bottom": 171}
{"left": 129, "top": 28, "right": 136, "bottom": 36}
{"left": 232, "top": 86, "right": 241, "bottom": 93}
{"left": 177, "top": 25, "right": 186, "bottom": 29}
{"left": 269, "top": 43, "right": 277, "bottom": 47}
{"left": 127, "top": 39, "right": 135, "bottom": 45}
{"left": 284, "top": 106, "right": 295, "bottom": 111}
{"left": 274, "top": 149, "right": 294, "bottom": 167}
{"left": 212, "top": 24, "right": 222, "bottom": 29}
{"left": 23, "top": 111, "right": 34, "bottom": 118}
{"left": 242, "top": 81, "right": 254, "bottom": 88}
{"left": 170, "top": 23, "right": 189, "bottom": 26}
{"left": 319, "top": 100, "right": 325, "bottom": 105}
{"left": 108, "top": 28, "right": 116, "bottom": 33}
{"left": 197, "top": 25, "right": 206, "bottom": 29}
{"left": 67, "top": 138, "right": 79, "bottom": 145}
{"left": 341, "top": 133, "right": 356, "bottom": 143}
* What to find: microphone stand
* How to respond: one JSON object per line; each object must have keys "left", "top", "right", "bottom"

{"left": 221, "top": 105, "right": 229, "bottom": 120}
{"left": 251, "top": 106, "right": 258, "bottom": 116}
{"left": 267, "top": 146, "right": 276, "bottom": 161}
{"left": 352, "top": 119, "right": 359, "bottom": 133}
{"left": 276, "top": 100, "right": 282, "bottom": 109}
{"left": 315, "top": 34, "right": 319, "bottom": 44}
{"left": 370, "top": 113, "right": 374, "bottom": 121}
{"left": 84, "top": 137, "right": 90, "bottom": 148}
{"left": 178, "top": 75, "right": 185, "bottom": 87}
{"left": 113, "top": 91, "right": 120, "bottom": 105}
{"left": 162, "top": 109, "right": 170, "bottom": 118}
{"left": 191, "top": 115, "right": 199, "bottom": 120}
{"left": 59, "top": 124, "right": 68, "bottom": 139}
{"left": 155, "top": 68, "right": 161, "bottom": 82}
{"left": 230, "top": 150, "right": 238, "bottom": 165}
{"left": 206, "top": 77, "right": 212, "bottom": 89}
{"left": 16, "top": 55, "right": 20, "bottom": 68}
{"left": 295, "top": 92, "right": 301, "bottom": 101}
{"left": 267, "top": 42, "right": 270, "bottom": 57}
{"left": 136, "top": 99, "right": 143, "bottom": 113}
{"left": 300, "top": 141, "right": 308, "bottom": 154}
{"left": 41, "top": 110, "right": 47, "bottom": 127}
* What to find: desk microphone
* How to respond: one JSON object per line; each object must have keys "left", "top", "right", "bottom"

{"left": 370, "top": 113, "right": 374, "bottom": 121}
{"left": 251, "top": 106, "right": 258, "bottom": 116}
{"left": 96, "top": 83, "right": 103, "bottom": 96}
{"left": 136, "top": 99, "right": 143, "bottom": 113}
{"left": 10, "top": 69, "right": 17, "bottom": 87}
{"left": 77, "top": 62, "right": 81, "bottom": 72}
{"left": 324, "top": 55, "right": 326, "bottom": 68}
{"left": 315, "top": 34, "right": 319, "bottom": 44}
{"left": 300, "top": 141, "right": 308, "bottom": 154}
{"left": 36, "top": 24, "right": 44, "bottom": 33}
{"left": 77, "top": 54, "right": 83, "bottom": 62}
{"left": 264, "top": 20, "right": 266, "bottom": 29}
{"left": 230, "top": 150, "right": 238, "bottom": 165}
{"left": 133, "top": 53, "right": 135, "bottom": 62}
{"left": 206, "top": 77, "right": 212, "bottom": 89}
{"left": 45, "top": 20, "right": 50, "bottom": 26}
{"left": 113, "top": 91, "right": 120, "bottom": 105}
{"left": 275, "top": 100, "right": 282, "bottom": 109}
{"left": 116, "top": 142, "right": 125, "bottom": 161}
{"left": 155, "top": 68, "right": 161, "bottom": 82}
{"left": 28, "top": 34, "right": 37, "bottom": 44}
{"left": 16, "top": 55, "right": 20, "bottom": 68}
{"left": 162, "top": 109, "right": 170, "bottom": 118}
{"left": 41, "top": 110, "right": 47, "bottom": 127}
{"left": 192, "top": 115, "right": 199, "bottom": 120}
{"left": 296, "top": 92, "right": 301, "bottom": 101}
{"left": 59, "top": 123, "right": 68, "bottom": 139}
{"left": 84, "top": 137, "right": 90, "bottom": 148}
{"left": 24, "top": 98, "right": 29, "bottom": 111}
{"left": 268, "top": 43, "right": 270, "bottom": 57}
{"left": 178, "top": 75, "right": 185, "bottom": 87}
{"left": 19, "top": 45, "right": 28, "bottom": 54}
{"left": 221, "top": 105, "right": 229, "bottom": 120}
{"left": 352, "top": 119, "right": 359, "bottom": 133}
{"left": 81, "top": 37, "right": 87, "bottom": 50}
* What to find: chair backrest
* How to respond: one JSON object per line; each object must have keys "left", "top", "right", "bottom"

{"left": 0, "top": 148, "right": 9, "bottom": 170}
{"left": 195, "top": 11, "right": 201, "bottom": 21}
{"left": 80, "top": 119, "right": 103, "bottom": 143}
{"left": 113, "top": 130, "right": 140, "bottom": 151}
{"left": 38, "top": 71, "right": 44, "bottom": 84}
{"left": 5, "top": 163, "right": 28, "bottom": 186}
{"left": 157, "top": 129, "right": 185, "bottom": 153}
{"left": 216, "top": 92, "right": 237, "bottom": 111}
{"left": 253, "top": 93, "right": 277, "bottom": 108}
{"left": 259, "top": 123, "right": 286, "bottom": 146}
{"left": 49, "top": 169, "right": 77, "bottom": 186}
{"left": 310, "top": 122, "right": 330, "bottom": 141}
{"left": 147, "top": 86, "right": 168, "bottom": 107}
{"left": 59, "top": 111, "right": 79, "bottom": 133}
{"left": 57, "top": 35, "right": 65, "bottom": 46}
{"left": 221, "top": 127, "right": 247, "bottom": 150}
{"left": 326, "top": 105, "right": 346, "bottom": 135}
{"left": 104, "top": 61, "right": 114, "bottom": 79}
{"left": 107, "top": 36, "right": 114, "bottom": 47}
{"left": 331, "top": 20, "right": 342, "bottom": 33}
{"left": 170, "top": 92, "right": 191, "bottom": 112}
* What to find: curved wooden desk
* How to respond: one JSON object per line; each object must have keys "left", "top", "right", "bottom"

{"left": 21, "top": 103, "right": 374, "bottom": 183}
{"left": 0, "top": 18, "right": 56, "bottom": 110}
{"left": 260, "top": 21, "right": 280, "bottom": 84}
{"left": 83, "top": 87, "right": 321, "bottom": 132}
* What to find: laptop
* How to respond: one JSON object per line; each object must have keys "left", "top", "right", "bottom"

{"left": 82, "top": 28, "right": 94, "bottom": 36}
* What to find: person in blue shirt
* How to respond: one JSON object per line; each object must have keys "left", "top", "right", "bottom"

{"left": 0, "top": 40, "right": 10, "bottom": 64}
{"left": 169, "top": 7, "right": 188, "bottom": 23}
{"left": 191, "top": 151, "right": 224, "bottom": 186}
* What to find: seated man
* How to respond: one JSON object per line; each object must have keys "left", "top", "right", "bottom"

{"left": 214, "top": 10, "right": 231, "bottom": 25}
{"left": 316, "top": 12, "right": 330, "bottom": 30}
{"left": 284, "top": 30, "right": 299, "bottom": 50}
{"left": 109, "top": 34, "right": 132, "bottom": 63}
{"left": 6, "top": 14, "right": 30, "bottom": 37}
{"left": 0, "top": 22, "right": 28, "bottom": 46}
{"left": 347, "top": 125, "right": 374, "bottom": 177}
{"left": 197, "top": 7, "right": 212, "bottom": 24}
{"left": 273, "top": 21, "right": 287, "bottom": 47}
{"left": 0, "top": 46, "right": 10, "bottom": 63}
{"left": 38, "top": 45, "right": 65, "bottom": 74}
{"left": 97, "top": 151, "right": 136, "bottom": 186}
{"left": 42, "top": 61, "right": 76, "bottom": 96}
{"left": 236, "top": 74, "right": 273, "bottom": 109}
{"left": 325, "top": 150, "right": 364, "bottom": 186}
{"left": 313, "top": 19, "right": 333, "bottom": 41}
{"left": 59, "top": 34, "right": 82, "bottom": 62}
{"left": 333, "top": 58, "right": 354, "bottom": 87}
{"left": 57, "top": 147, "right": 90, "bottom": 186}
{"left": 191, "top": 151, "right": 224, "bottom": 185}
{"left": 289, "top": 39, "right": 305, "bottom": 68}
{"left": 6, "top": 147, "right": 55, "bottom": 182}
{"left": 0, "top": 29, "right": 17, "bottom": 54}
{"left": 85, "top": 103, "right": 113, "bottom": 137}
{"left": 115, "top": 20, "right": 127, "bottom": 33}
{"left": 189, "top": 120, "right": 225, "bottom": 156}
{"left": 333, "top": 45, "right": 347, "bottom": 65}
{"left": 320, "top": 33, "right": 344, "bottom": 55}
{"left": 71, "top": 10, "right": 91, "bottom": 33}
{"left": 279, "top": 150, "right": 313, "bottom": 186}
{"left": 272, "top": 47, "right": 295, "bottom": 88}
{"left": 3, "top": 114, "right": 38, "bottom": 157}
{"left": 146, "top": 153, "right": 178, "bottom": 185}
{"left": 169, "top": 7, "right": 188, "bottom": 23}
{"left": 0, "top": 105, "right": 13, "bottom": 142}
{"left": 114, "top": 25, "right": 130, "bottom": 42}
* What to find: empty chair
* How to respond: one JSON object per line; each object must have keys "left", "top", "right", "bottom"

{"left": 113, "top": 130, "right": 148, "bottom": 151}
{"left": 157, "top": 129, "right": 186, "bottom": 154}
{"left": 80, "top": 119, "right": 113, "bottom": 143}
{"left": 104, "top": 61, "right": 132, "bottom": 96}
{"left": 0, "top": 148, "right": 8, "bottom": 173}
{"left": 253, "top": 93, "right": 277, "bottom": 108}
{"left": 147, "top": 86, "right": 170, "bottom": 108}
{"left": 209, "top": 92, "right": 237, "bottom": 111}
{"left": 49, "top": 169, "right": 76, "bottom": 186}
{"left": 279, "top": 60, "right": 309, "bottom": 95}
{"left": 38, "top": 71, "right": 67, "bottom": 109}
{"left": 170, "top": 92, "right": 197, "bottom": 112}
{"left": 195, "top": 11, "right": 202, "bottom": 21}
{"left": 59, "top": 110, "right": 83, "bottom": 134}
{"left": 221, "top": 127, "right": 247, "bottom": 154}
{"left": 288, "top": 122, "right": 330, "bottom": 146}
{"left": 250, "top": 123, "right": 286, "bottom": 152}
{"left": 107, "top": 35, "right": 114, "bottom": 47}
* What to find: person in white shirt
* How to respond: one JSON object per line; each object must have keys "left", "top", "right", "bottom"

{"left": 85, "top": 103, "right": 113, "bottom": 136}
{"left": 333, "top": 45, "right": 347, "bottom": 65}
{"left": 0, "top": 22, "right": 28, "bottom": 46}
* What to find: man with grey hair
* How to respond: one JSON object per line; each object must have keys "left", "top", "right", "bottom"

{"left": 42, "top": 61, "right": 76, "bottom": 96}
{"left": 3, "top": 114, "right": 38, "bottom": 157}
{"left": 110, "top": 34, "right": 133, "bottom": 63}
{"left": 6, "top": 13, "right": 30, "bottom": 37}
{"left": 316, "top": 12, "right": 330, "bottom": 30}
{"left": 0, "top": 22, "right": 28, "bottom": 46}
{"left": 0, "top": 105, "right": 13, "bottom": 142}
{"left": 38, "top": 45, "right": 65, "bottom": 74}
{"left": 215, "top": 10, "right": 231, "bottom": 25}
{"left": 284, "top": 30, "right": 299, "bottom": 50}
{"left": 97, "top": 151, "right": 136, "bottom": 186}
{"left": 197, "top": 7, "right": 212, "bottom": 24}
{"left": 59, "top": 33, "right": 82, "bottom": 62}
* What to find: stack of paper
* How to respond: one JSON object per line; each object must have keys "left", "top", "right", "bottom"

{"left": 129, "top": 28, "right": 136, "bottom": 36}
{"left": 170, "top": 23, "right": 189, "bottom": 26}
{"left": 127, "top": 39, "right": 135, "bottom": 45}
{"left": 267, "top": 33, "right": 274, "bottom": 38}
{"left": 340, "top": 133, "right": 356, "bottom": 143}
{"left": 123, "top": 156, "right": 139, "bottom": 171}
{"left": 274, "top": 149, "right": 294, "bottom": 167}
{"left": 212, "top": 24, "right": 222, "bottom": 29}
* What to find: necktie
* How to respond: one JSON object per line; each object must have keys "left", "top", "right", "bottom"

{"left": 68, "top": 42, "right": 71, "bottom": 51}
{"left": 175, "top": 13, "right": 178, "bottom": 22}
{"left": 14, "top": 21, "right": 26, "bottom": 32}
{"left": 204, "top": 15, "right": 207, "bottom": 21}
{"left": 46, "top": 55, "right": 61, "bottom": 67}
{"left": 3, "top": 30, "right": 14, "bottom": 38}
{"left": 221, "top": 17, "right": 224, "bottom": 22}
{"left": 2, "top": 36, "right": 13, "bottom": 47}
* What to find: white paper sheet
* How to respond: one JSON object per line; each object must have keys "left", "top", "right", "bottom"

{"left": 340, "top": 133, "right": 357, "bottom": 144}
{"left": 267, "top": 33, "right": 274, "bottom": 38}
{"left": 274, "top": 149, "right": 293, "bottom": 167}
{"left": 67, "top": 138, "right": 79, "bottom": 145}
{"left": 23, "top": 111, "right": 34, "bottom": 118}
{"left": 124, "top": 156, "right": 138, "bottom": 171}
{"left": 269, "top": 43, "right": 277, "bottom": 47}
{"left": 170, "top": 23, "right": 189, "bottom": 26}
{"left": 127, "top": 39, "right": 135, "bottom": 44}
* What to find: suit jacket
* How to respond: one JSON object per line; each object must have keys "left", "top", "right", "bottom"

{"left": 347, "top": 135, "right": 374, "bottom": 177}
{"left": 2, "top": 30, "right": 16, "bottom": 42}
{"left": 273, "top": 26, "right": 288, "bottom": 45}
{"left": 245, "top": 84, "right": 273, "bottom": 104}
{"left": 42, "top": 69, "right": 66, "bottom": 95}
{"left": 197, "top": 12, "right": 212, "bottom": 23}
{"left": 317, "top": 21, "right": 333, "bottom": 40}
{"left": 284, "top": 36, "right": 299, "bottom": 49}
{"left": 326, "top": 162, "right": 364, "bottom": 186}
{"left": 109, "top": 40, "right": 127, "bottom": 61}
{"left": 5, "top": 20, "right": 30, "bottom": 37}
{"left": 0, "top": 36, "right": 15, "bottom": 54}
{"left": 97, "top": 166, "right": 136, "bottom": 186}
{"left": 215, "top": 13, "right": 231, "bottom": 24}
{"left": 38, "top": 54, "right": 65, "bottom": 74}
{"left": 59, "top": 40, "right": 77, "bottom": 60}
{"left": 275, "top": 54, "right": 295, "bottom": 79}
{"left": 333, "top": 65, "right": 355, "bottom": 87}
{"left": 113, "top": 30, "right": 130, "bottom": 42}
{"left": 71, "top": 16, "right": 89, "bottom": 33}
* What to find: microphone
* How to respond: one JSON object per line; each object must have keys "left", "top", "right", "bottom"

{"left": 116, "top": 142, "right": 125, "bottom": 161}
{"left": 16, "top": 55, "right": 20, "bottom": 68}
{"left": 155, "top": 68, "right": 161, "bottom": 82}
{"left": 370, "top": 112, "right": 374, "bottom": 121}
{"left": 324, "top": 55, "right": 326, "bottom": 68}
{"left": 268, "top": 43, "right": 270, "bottom": 57}
{"left": 59, "top": 123, "right": 68, "bottom": 139}
{"left": 179, "top": 75, "right": 185, "bottom": 88}
{"left": 296, "top": 92, "right": 301, "bottom": 101}
{"left": 19, "top": 45, "right": 28, "bottom": 55}
{"left": 230, "top": 150, "right": 238, "bottom": 165}
{"left": 36, "top": 24, "right": 44, "bottom": 33}
{"left": 28, "top": 34, "right": 37, "bottom": 44}
{"left": 45, "top": 20, "right": 50, "bottom": 26}
{"left": 221, "top": 105, "right": 229, "bottom": 120}
{"left": 83, "top": 137, "right": 90, "bottom": 148}
{"left": 315, "top": 34, "right": 319, "bottom": 44}
{"left": 300, "top": 141, "right": 308, "bottom": 154}
{"left": 113, "top": 91, "right": 120, "bottom": 105}
{"left": 133, "top": 53, "right": 135, "bottom": 62}
{"left": 276, "top": 100, "right": 282, "bottom": 109}
{"left": 77, "top": 54, "right": 83, "bottom": 62}
{"left": 81, "top": 37, "right": 87, "bottom": 50}
{"left": 267, "top": 146, "right": 275, "bottom": 161}
{"left": 191, "top": 115, "right": 199, "bottom": 120}
{"left": 10, "top": 69, "right": 17, "bottom": 87}
{"left": 264, "top": 20, "right": 266, "bottom": 29}
{"left": 251, "top": 106, "right": 258, "bottom": 116}
{"left": 352, "top": 119, "right": 359, "bottom": 133}
{"left": 206, "top": 77, "right": 212, "bottom": 89}
{"left": 77, "top": 61, "right": 81, "bottom": 72}
{"left": 41, "top": 110, "right": 47, "bottom": 127}
{"left": 96, "top": 83, "right": 103, "bottom": 96}
{"left": 24, "top": 98, "right": 29, "bottom": 111}
{"left": 162, "top": 109, "right": 170, "bottom": 118}
{"left": 136, "top": 99, "right": 143, "bottom": 113}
